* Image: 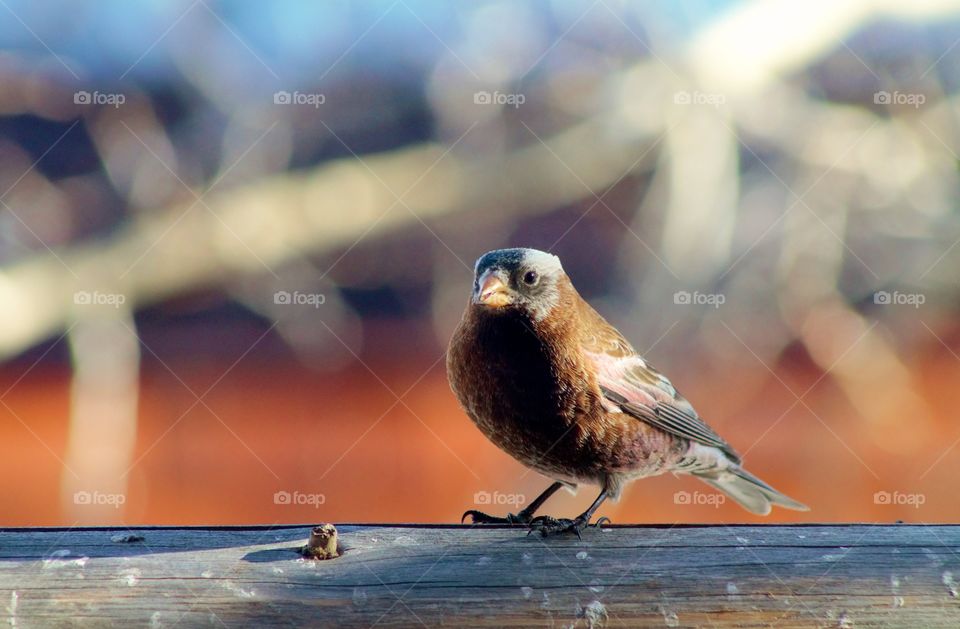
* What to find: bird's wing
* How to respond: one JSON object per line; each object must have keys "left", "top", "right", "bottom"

{"left": 578, "top": 301, "right": 741, "bottom": 463}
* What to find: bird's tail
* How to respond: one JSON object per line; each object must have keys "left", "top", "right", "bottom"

{"left": 693, "top": 466, "right": 808, "bottom": 515}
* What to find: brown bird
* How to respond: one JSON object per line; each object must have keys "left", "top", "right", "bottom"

{"left": 447, "top": 248, "right": 807, "bottom": 536}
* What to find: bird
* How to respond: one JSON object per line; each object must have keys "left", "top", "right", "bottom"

{"left": 446, "top": 247, "right": 808, "bottom": 537}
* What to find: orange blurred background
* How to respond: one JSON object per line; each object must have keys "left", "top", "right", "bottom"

{"left": 2, "top": 1, "right": 960, "bottom": 526}
{"left": 5, "top": 314, "right": 960, "bottom": 526}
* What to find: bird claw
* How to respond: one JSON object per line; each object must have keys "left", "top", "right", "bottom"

{"left": 527, "top": 516, "right": 579, "bottom": 538}
{"left": 461, "top": 509, "right": 528, "bottom": 525}
{"left": 526, "top": 514, "right": 611, "bottom": 538}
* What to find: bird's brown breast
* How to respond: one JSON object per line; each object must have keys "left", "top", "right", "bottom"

{"left": 446, "top": 301, "right": 603, "bottom": 478}
{"left": 447, "top": 288, "right": 688, "bottom": 485}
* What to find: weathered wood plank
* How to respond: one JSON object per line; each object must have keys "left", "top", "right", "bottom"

{"left": 1, "top": 524, "right": 959, "bottom": 627}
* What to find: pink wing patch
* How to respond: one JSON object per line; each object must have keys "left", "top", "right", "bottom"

{"left": 585, "top": 351, "right": 674, "bottom": 408}
{"left": 584, "top": 349, "right": 741, "bottom": 463}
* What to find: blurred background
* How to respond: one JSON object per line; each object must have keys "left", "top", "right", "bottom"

{"left": 1, "top": 0, "right": 959, "bottom": 526}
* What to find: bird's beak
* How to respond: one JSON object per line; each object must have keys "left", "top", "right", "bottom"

{"left": 476, "top": 272, "right": 512, "bottom": 307}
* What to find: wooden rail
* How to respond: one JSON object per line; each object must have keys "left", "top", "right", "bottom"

{"left": 2, "top": 524, "right": 959, "bottom": 627}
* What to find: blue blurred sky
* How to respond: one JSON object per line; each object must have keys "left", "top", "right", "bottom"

{"left": 0, "top": 0, "right": 738, "bottom": 84}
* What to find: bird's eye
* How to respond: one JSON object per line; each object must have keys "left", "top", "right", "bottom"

{"left": 522, "top": 270, "right": 539, "bottom": 285}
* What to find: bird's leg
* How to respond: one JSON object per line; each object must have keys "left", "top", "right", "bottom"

{"left": 528, "top": 490, "right": 610, "bottom": 539}
{"left": 462, "top": 481, "right": 564, "bottom": 525}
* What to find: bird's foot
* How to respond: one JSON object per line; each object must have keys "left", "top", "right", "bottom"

{"left": 461, "top": 509, "right": 531, "bottom": 525}
{"left": 527, "top": 515, "right": 611, "bottom": 539}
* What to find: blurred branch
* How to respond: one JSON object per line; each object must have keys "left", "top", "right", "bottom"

{"left": 61, "top": 303, "right": 140, "bottom": 523}
{"left": 689, "top": 0, "right": 960, "bottom": 91}
{"left": 0, "top": 114, "right": 660, "bottom": 359}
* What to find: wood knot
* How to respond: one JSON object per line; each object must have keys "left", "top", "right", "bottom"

{"left": 300, "top": 524, "right": 341, "bottom": 560}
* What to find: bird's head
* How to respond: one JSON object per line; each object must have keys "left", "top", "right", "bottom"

{"left": 471, "top": 248, "right": 567, "bottom": 321}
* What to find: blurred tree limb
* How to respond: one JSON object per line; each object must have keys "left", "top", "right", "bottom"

{"left": 0, "top": 114, "right": 660, "bottom": 359}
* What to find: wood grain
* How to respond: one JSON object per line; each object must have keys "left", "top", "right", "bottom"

{"left": 2, "top": 524, "right": 959, "bottom": 627}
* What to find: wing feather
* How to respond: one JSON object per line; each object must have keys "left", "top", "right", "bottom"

{"left": 579, "top": 301, "right": 741, "bottom": 464}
